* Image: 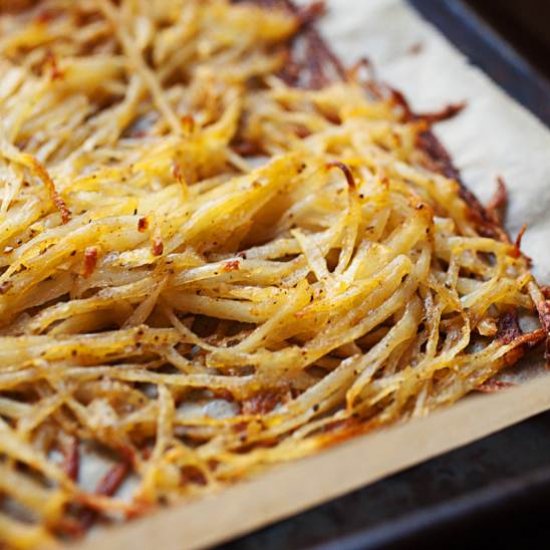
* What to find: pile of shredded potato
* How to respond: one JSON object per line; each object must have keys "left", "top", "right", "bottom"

{"left": 0, "top": 0, "right": 548, "bottom": 547}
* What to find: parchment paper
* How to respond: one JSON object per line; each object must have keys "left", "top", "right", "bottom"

{"left": 76, "top": 1, "right": 550, "bottom": 548}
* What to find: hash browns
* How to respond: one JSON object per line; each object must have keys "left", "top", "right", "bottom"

{"left": 0, "top": 0, "right": 547, "bottom": 547}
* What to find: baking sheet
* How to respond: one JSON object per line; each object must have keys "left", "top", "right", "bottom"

{"left": 75, "top": 1, "right": 550, "bottom": 548}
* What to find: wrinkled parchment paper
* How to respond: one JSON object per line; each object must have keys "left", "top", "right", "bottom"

{"left": 78, "top": 2, "right": 550, "bottom": 548}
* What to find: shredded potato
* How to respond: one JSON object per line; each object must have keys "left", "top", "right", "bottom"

{"left": 0, "top": 0, "right": 548, "bottom": 547}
